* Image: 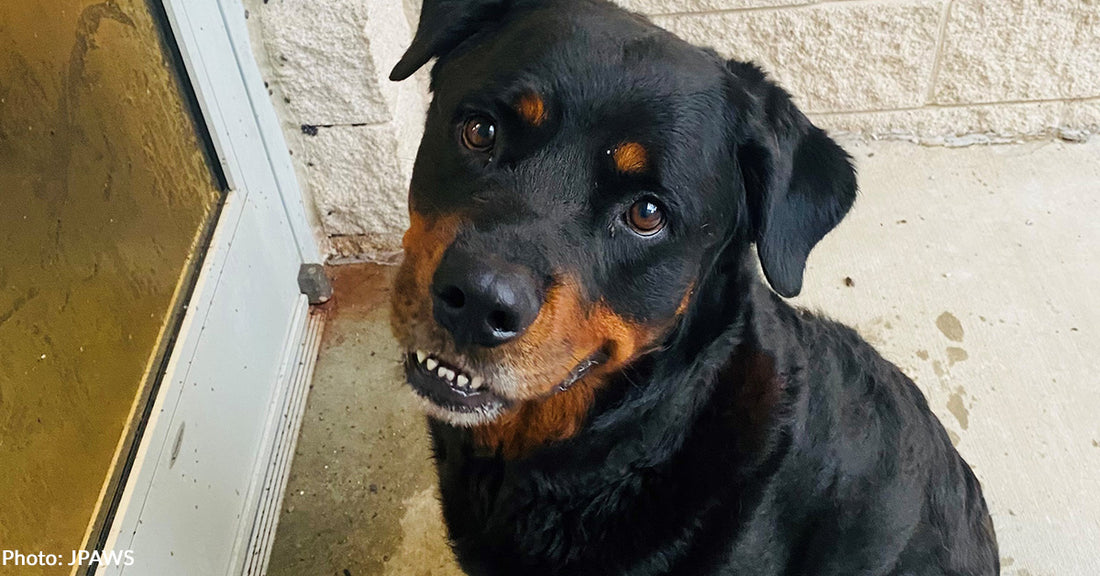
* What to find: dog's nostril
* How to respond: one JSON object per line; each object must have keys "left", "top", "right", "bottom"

{"left": 438, "top": 285, "right": 466, "bottom": 309}
{"left": 486, "top": 310, "right": 516, "bottom": 335}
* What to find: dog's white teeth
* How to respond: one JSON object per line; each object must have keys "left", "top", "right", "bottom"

{"left": 417, "top": 353, "right": 481, "bottom": 389}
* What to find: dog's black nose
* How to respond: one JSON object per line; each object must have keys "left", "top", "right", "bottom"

{"left": 431, "top": 251, "right": 542, "bottom": 348}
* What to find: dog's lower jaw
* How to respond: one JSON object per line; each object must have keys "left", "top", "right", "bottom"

{"left": 414, "top": 395, "right": 508, "bottom": 428}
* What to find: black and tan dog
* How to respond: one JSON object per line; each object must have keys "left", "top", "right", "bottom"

{"left": 387, "top": 0, "right": 998, "bottom": 574}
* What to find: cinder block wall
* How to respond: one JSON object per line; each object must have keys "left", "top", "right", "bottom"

{"left": 243, "top": 0, "right": 1100, "bottom": 261}
{"left": 642, "top": 0, "right": 1100, "bottom": 143}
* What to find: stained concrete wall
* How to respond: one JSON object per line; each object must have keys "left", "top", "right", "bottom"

{"left": 242, "top": 0, "right": 427, "bottom": 261}
{"left": 242, "top": 0, "right": 1100, "bottom": 260}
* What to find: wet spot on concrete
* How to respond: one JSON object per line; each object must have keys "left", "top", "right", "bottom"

{"left": 267, "top": 264, "right": 444, "bottom": 576}
{"left": 936, "top": 311, "right": 965, "bottom": 342}
{"left": 382, "top": 487, "right": 464, "bottom": 576}
{"left": 947, "top": 429, "right": 961, "bottom": 446}
{"left": 932, "top": 360, "right": 946, "bottom": 379}
{"left": 947, "top": 346, "right": 969, "bottom": 365}
{"left": 947, "top": 387, "right": 970, "bottom": 430}
{"left": 1018, "top": 569, "right": 1033, "bottom": 576}
{"left": 916, "top": 349, "right": 930, "bottom": 360}
{"left": 1002, "top": 557, "right": 1014, "bottom": 567}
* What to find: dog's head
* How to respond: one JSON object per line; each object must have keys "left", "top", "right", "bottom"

{"left": 389, "top": 0, "right": 856, "bottom": 428}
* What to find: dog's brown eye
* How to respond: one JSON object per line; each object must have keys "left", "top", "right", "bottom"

{"left": 461, "top": 117, "right": 496, "bottom": 151}
{"left": 626, "top": 199, "right": 665, "bottom": 236}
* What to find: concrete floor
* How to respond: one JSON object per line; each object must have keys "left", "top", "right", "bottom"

{"left": 267, "top": 139, "right": 1100, "bottom": 576}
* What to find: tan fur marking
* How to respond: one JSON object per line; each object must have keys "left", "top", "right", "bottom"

{"left": 473, "top": 281, "right": 658, "bottom": 458}
{"left": 402, "top": 212, "right": 461, "bottom": 292}
{"left": 390, "top": 211, "right": 461, "bottom": 343}
{"left": 516, "top": 92, "right": 547, "bottom": 126}
{"left": 613, "top": 142, "right": 648, "bottom": 173}
{"left": 472, "top": 379, "right": 600, "bottom": 458}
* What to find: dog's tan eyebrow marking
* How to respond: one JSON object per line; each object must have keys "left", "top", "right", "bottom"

{"left": 516, "top": 92, "right": 547, "bottom": 126}
{"left": 611, "top": 142, "right": 648, "bottom": 174}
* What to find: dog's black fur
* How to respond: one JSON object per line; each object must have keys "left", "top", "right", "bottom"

{"left": 389, "top": 1, "right": 999, "bottom": 574}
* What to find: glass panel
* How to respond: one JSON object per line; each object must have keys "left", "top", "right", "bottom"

{"left": 0, "top": 0, "right": 221, "bottom": 570}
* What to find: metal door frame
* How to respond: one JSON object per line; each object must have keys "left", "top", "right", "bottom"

{"left": 88, "top": 0, "right": 323, "bottom": 574}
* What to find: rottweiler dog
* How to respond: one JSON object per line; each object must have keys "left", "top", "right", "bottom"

{"left": 387, "top": 0, "right": 999, "bottom": 574}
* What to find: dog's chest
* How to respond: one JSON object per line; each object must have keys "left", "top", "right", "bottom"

{"left": 432, "top": 431, "right": 785, "bottom": 576}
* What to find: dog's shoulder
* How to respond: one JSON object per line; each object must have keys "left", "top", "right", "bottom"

{"left": 719, "top": 286, "right": 998, "bottom": 573}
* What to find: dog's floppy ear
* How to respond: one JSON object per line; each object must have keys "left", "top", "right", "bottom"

{"left": 727, "top": 61, "right": 856, "bottom": 298}
{"left": 390, "top": 0, "right": 512, "bottom": 81}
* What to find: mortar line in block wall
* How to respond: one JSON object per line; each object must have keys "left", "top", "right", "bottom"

{"left": 924, "top": 0, "right": 954, "bottom": 105}
{"left": 298, "top": 120, "right": 392, "bottom": 133}
{"left": 806, "top": 95, "right": 1100, "bottom": 117}
{"left": 649, "top": 1, "right": 817, "bottom": 18}
{"left": 648, "top": 0, "right": 925, "bottom": 19}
